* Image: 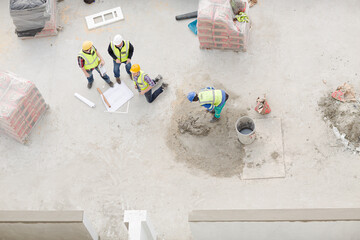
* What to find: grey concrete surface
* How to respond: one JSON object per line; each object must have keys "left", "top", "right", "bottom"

{"left": 0, "top": 211, "right": 96, "bottom": 240}
{"left": 190, "top": 221, "right": 360, "bottom": 240}
{"left": 0, "top": 0, "right": 360, "bottom": 239}
{"left": 241, "top": 118, "right": 285, "bottom": 180}
{"left": 189, "top": 209, "right": 360, "bottom": 239}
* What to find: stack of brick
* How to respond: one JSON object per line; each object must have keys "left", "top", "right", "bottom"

{"left": 197, "top": 0, "right": 250, "bottom": 51}
{"left": 10, "top": 0, "right": 58, "bottom": 39}
{"left": 0, "top": 72, "right": 47, "bottom": 144}
{"left": 22, "top": 0, "right": 58, "bottom": 39}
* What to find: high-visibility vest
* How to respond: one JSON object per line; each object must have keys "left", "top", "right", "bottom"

{"left": 198, "top": 89, "right": 222, "bottom": 106}
{"left": 111, "top": 40, "right": 130, "bottom": 62}
{"left": 134, "top": 70, "right": 149, "bottom": 91}
{"left": 78, "top": 47, "right": 99, "bottom": 70}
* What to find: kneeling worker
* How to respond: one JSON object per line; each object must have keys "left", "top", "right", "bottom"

{"left": 130, "top": 64, "right": 168, "bottom": 103}
{"left": 187, "top": 87, "right": 229, "bottom": 123}
{"left": 78, "top": 41, "right": 114, "bottom": 89}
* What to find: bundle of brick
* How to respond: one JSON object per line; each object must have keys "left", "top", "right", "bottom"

{"left": 10, "top": 0, "right": 58, "bottom": 38}
{"left": 0, "top": 71, "right": 47, "bottom": 144}
{"left": 197, "top": 0, "right": 250, "bottom": 51}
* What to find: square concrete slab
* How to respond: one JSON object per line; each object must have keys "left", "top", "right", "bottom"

{"left": 241, "top": 118, "right": 285, "bottom": 180}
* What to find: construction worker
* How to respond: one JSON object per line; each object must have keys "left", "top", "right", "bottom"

{"left": 78, "top": 41, "right": 114, "bottom": 89}
{"left": 130, "top": 64, "right": 168, "bottom": 103}
{"left": 108, "top": 34, "right": 134, "bottom": 84}
{"left": 187, "top": 87, "right": 229, "bottom": 123}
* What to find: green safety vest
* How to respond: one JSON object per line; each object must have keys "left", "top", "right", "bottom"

{"left": 111, "top": 40, "right": 130, "bottom": 62}
{"left": 198, "top": 89, "right": 222, "bottom": 106}
{"left": 134, "top": 70, "right": 149, "bottom": 91}
{"left": 78, "top": 47, "right": 99, "bottom": 70}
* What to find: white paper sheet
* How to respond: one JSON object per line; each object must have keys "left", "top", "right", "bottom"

{"left": 98, "top": 64, "right": 107, "bottom": 76}
{"left": 74, "top": 93, "right": 96, "bottom": 108}
{"left": 100, "top": 81, "right": 134, "bottom": 112}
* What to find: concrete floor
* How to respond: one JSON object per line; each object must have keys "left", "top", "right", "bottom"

{"left": 1, "top": 0, "right": 360, "bottom": 239}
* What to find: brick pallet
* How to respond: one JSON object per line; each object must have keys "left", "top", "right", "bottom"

{"left": 197, "top": 0, "right": 250, "bottom": 51}
{"left": 19, "top": 0, "right": 58, "bottom": 40}
{"left": 0, "top": 72, "right": 47, "bottom": 144}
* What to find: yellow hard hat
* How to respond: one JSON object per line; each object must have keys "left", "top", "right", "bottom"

{"left": 82, "top": 41, "right": 93, "bottom": 51}
{"left": 130, "top": 64, "right": 140, "bottom": 73}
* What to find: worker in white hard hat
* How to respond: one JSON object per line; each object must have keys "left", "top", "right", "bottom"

{"left": 77, "top": 41, "right": 114, "bottom": 89}
{"left": 108, "top": 34, "right": 134, "bottom": 84}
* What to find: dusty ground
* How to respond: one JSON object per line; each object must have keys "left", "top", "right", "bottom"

{"left": 318, "top": 94, "right": 360, "bottom": 149}
{"left": 1, "top": 0, "right": 360, "bottom": 239}
{"left": 167, "top": 88, "right": 248, "bottom": 178}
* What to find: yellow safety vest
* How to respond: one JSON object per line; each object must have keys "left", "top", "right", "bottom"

{"left": 198, "top": 89, "right": 222, "bottom": 106}
{"left": 111, "top": 40, "right": 130, "bottom": 63}
{"left": 78, "top": 47, "right": 99, "bottom": 70}
{"left": 134, "top": 70, "right": 149, "bottom": 91}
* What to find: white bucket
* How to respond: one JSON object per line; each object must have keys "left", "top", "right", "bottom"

{"left": 235, "top": 116, "right": 256, "bottom": 144}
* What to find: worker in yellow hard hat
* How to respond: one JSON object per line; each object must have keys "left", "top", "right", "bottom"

{"left": 108, "top": 34, "right": 134, "bottom": 84}
{"left": 130, "top": 64, "right": 168, "bottom": 103}
{"left": 77, "top": 41, "right": 114, "bottom": 89}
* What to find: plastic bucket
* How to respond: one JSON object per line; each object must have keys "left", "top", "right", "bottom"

{"left": 235, "top": 116, "right": 256, "bottom": 144}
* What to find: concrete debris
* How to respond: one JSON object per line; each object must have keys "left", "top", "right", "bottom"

{"left": 331, "top": 82, "right": 356, "bottom": 102}
{"left": 332, "top": 126, "right": 341, "bottom": 139}
{"left": 319, "top": 96, "right": 360, "bottom": 153}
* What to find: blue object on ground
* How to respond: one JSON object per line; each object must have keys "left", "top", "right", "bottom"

{"left": 188, "top": 19, "right": 197, "bottom": 35}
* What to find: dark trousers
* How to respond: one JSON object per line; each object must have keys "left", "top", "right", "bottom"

{"left": 144, "top": 87, "right": 163, "bottom": 103}
{"left": 86, "top": 66, "right": 110, "bottom": 84}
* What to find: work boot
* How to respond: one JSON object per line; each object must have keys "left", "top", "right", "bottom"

{"left": 161, "top": 83, "right": 168, "bottom": 90}
{"left": 210, "top": 109, "right": 215, "bottom": 114}
{"left": 116, "top": 77, "right": 121, "bottom": 84}
{"left": 108, "top": 81, "right": 114, "bottom": 88}
{"left": 155, "top": 74, "right": 163, "bottom": 83}
{"left": 210, "top": 117, "right": 220, "bottom": 123}
{"left": 87, "top": 82, "right": 93, "bottom": 89}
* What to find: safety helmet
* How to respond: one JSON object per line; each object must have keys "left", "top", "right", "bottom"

{"left": 187, "top": 92, "right": 197, "bottom": 102}
{"left": 113, "top": 34, "right": 123, "bottom": 45}
{"left": 82, "top": 41, "right": 93, "bottom": 51}
{"left": 130, "top": 64, "right": 140, "bottom": 73}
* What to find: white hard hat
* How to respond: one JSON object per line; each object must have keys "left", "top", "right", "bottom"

{"left": 113, "top": 34, "right": 123, "bottom": 45}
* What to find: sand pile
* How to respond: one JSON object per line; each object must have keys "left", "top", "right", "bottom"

{"left": 167, "top": 90, "right": 247, "bottom": 177}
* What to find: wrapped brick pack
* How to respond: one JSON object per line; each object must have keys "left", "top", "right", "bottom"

{"left": 10, "top": 0, "right": 58, "bottom": 38}
{"left": 0, "top": 71, "right": 47, "bottom": 144}
{"left": 198, "top": 0, "right": 250, "bottom": 51}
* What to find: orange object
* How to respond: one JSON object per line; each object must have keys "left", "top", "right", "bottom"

{"left": 82, "top": 41, "right": 93, "bottom": 51}
{"left": 331, "top": 90, "right": 345, "bottom": 102}
{"left": 255, "top": 97, "right": 271, "bottom": 115}
{"left": 97, "top": 88, "right": 111, "bottom": 108}
{"left": 130, "top": 64, "right": 140, "bottom": 73}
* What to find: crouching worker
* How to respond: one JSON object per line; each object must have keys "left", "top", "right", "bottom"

{"left": 130, "top": 64, "right": 168, "bottom": 103}
{"left": 187, "top": 87, "right": 229, "bottom": 123}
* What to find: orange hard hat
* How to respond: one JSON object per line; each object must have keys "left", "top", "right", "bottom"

{"left": 130, "top": 64, "right": 140, "bottom": 73}
{"left": 82, "top": 41, "right": 93, "bottom": 51}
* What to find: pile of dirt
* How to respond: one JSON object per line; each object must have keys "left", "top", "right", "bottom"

{"left": 167, "top": 90, "right": 248, "bottom": 178}
{"left": 318, "top": 95, "right": 360, "bottom": 149}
